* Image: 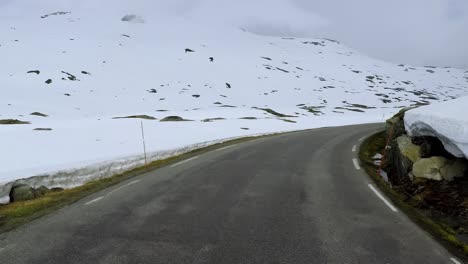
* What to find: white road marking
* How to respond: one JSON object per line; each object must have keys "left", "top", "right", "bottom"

{"left": 85, "top": 196, "right": 104, "bottom": 205}
{"left": 358, "top": 136, "right": 366, "bottom": 142}
{"left": 108, "top": 180, "right": 141, "bottom": 195}
{"left": 368, "top": 184, "right": 398, "bottom": 212}
{"left": 170, "top": 156, "right": 199, "bottom": 167}
{"left": 0, "top": 245, "right": 15, "bottom": 255}
{"left": 215, "top": 145, "right": 234, "bottom": 152}
{"left": 450, "top": 257, "right": 462, "bottom": 264}
{"left": 352, "top": 145, "right": 357, "bottom": 152}
{"left": 352, "top": 158, "right": 361, "bottom": 170}
{"left": 126, "top": 180, "right": 140, "bottom": 186}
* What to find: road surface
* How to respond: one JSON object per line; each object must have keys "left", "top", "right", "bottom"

{"left": 0, "top": 124, "right": 461, "bottom": 264}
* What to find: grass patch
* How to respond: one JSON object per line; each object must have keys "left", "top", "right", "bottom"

{"left": 0, "top": 119, "right": 30, "bottom": 125}
{"left": 300, "top": 106, "right": 325, "bottom": 116}
{"left": 334, "top": 107, "right": 365, "bottom": 113}
{"left": 279, "top": 119, "right": 297, "bottom": 123}
{"left": 0, "top": 135, "right": 274, "bottom": 234}
{"left": 113, "top": 115, "right": 157, "bottom": 120}
{"left": 359, "top": 131, "right": 468, "bottom": 260}
{"left": 30, "top": 112, "right": 48, "bottom": 117}
{"left": 160, "top": 116, "right": 191, "bottom": 122}
{"left": 202, "top": 118, "right": 226, "bottom": 122}
{"left": 348, "top": 103, "right": 375, "bottom": 109}
{"left": 253, "top": 107, "right": 296, "bottom": 118}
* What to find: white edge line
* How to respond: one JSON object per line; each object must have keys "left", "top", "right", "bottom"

{"left": 368, "top": 184, "right": 398, "bottom": 212}
{"left": 358, "top": 136, "right": 366, "bottom": 142}
{"left": 352, "top": 145, "right": 357, "bottom": 152}
{"left": 84, "top": 196, "right": 104, "bottom": 205}
{"left": 450, "top": 257, "right": 462, "bottom": 264}
{"left": 352, "top": 158, "right": 361, "bottom": 170}
{"left": 170, "top": 156, "right": 199, "bottom": 167}
{"left": 215, "top": 145, "right": 234, "bottom": 152}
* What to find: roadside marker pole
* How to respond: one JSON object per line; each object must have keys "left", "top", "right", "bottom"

{"left": 377, "top": 124, "right": 394, "bottom": 178}
{"left": 141, "top": 121, "right": 148, "bottom": 165}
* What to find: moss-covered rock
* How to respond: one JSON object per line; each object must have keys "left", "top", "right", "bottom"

{"left": 413, "top": 157, "right": 448, "bottom": 181}
{"left": 440, "top": 159, "right": 467, "bottom": 181}
{"left": 386, "top": 135, "right": 423, "bottom": 184}
{"left": 385, "top": 107, "right": 416, "bottom": 139}
{"left": 397, "top": 135, "right": 421, "bottom": 162}
{"left": 9, "top": 183, "right": 38, "bottom": 203}
{"left": 36, "top": 185, "right": 51, "bottom": 196}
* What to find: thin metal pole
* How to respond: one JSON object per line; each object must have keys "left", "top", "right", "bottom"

{"left": 141, "top": 121, "right": 148, "bottom": 165}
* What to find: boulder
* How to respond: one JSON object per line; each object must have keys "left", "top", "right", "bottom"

{"left": 36, "top": 185, "right": 51, "bottom": 196}
{"left": 396, "top": 135, "right": 421, "bottom": 162}
{"left": 9, "top": 183, "right": 38, "bottom": 202}
{"left": 413, "top": 157, "right": 447, "bottom": 181}
{"left": 387, "top": 135, "right": 420, "bottom": 185}
{"left": 440, "top": 159, "right": 467, "bottom": 181}
{"left": 386, "top": 107, "right": 415, "bottom": 139}
{"left": 412, "top": 156, "right": 466, "bottom": 181}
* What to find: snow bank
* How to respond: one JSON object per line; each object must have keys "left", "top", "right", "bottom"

{"left": 405, "top": 96, "right": 468, "bottom": 159}
{"left": 0, "top": 133, "right": 266, "bottom": 204}
{"left": 0, "top": 114, "right": 380, "bottom": 204}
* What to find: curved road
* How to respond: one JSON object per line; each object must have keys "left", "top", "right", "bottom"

{"left": 0, "top": 124, "right": 461, "bottom": 264}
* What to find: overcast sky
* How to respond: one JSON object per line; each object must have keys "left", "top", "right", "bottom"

{"left": 2, "top": 0, "right": 467, "bottom": 68}
{"left": 168, "top": 0, "right": 468, "bottom": 68}
{"left": 294, "top": 0, "right": 468, "bottom": 68}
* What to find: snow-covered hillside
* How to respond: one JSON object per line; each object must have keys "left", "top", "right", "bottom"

{"left": 1, "top": 0, "right": 467, "bottom": 201}
{"left": 405, "top": 96, "right": 468, "bottom": 159}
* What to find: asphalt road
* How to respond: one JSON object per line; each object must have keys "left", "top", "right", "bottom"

{"left": 0, "top": 124, "right": 462, "bottom": 264}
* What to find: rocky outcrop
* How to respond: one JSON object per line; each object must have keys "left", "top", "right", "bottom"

{"left": 385, "top": 107, "right": 416, "bottom": 140}
{"left": 389, "top": 135, "right": 420, "bottom": 184}
{"left": 8, "top": 184, "right": 60, "bottom": 203}
{"left": 396, "top": 135, "right": 421, "bottom": 162}
{"left": 385, "top": 109, "right": 467, "bottom": 184}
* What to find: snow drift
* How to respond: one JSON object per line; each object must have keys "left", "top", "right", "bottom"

{"left": 405, "top": 96, "right": 468, "bottom": 159}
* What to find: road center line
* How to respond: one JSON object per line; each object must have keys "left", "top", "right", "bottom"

{"left": 85, "top": 196, "right": 104, "bottom": 205}
{"left": 368, "top": 184, "right": 398, "bottom": 212}
{"left": 170, "top": 156, "right": 199, "bottom": 167}
{"left": 352, "top": 145, "right": 357, "bottom": 152}
{"left": 358, "top": 136, "right": 366, "bottom": 142}
{"left": 108, "top": 180, "right": 141, "bottom": 195}
{"left": 450, "top": 257, "right": 462, "bottom": 264}
{"left": 352, "top": 158, "right": 361, "bottom": 170}
{"left": 215, "top": 145, "right": 234, "bottom": 152}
